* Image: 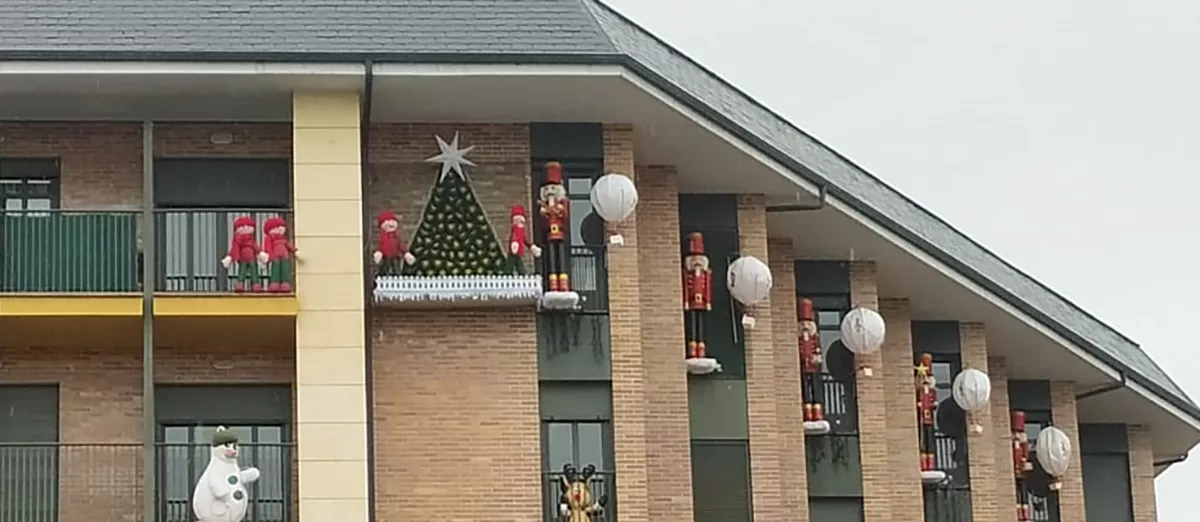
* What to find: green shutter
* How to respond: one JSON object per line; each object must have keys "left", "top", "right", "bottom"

{"left": 691, "top": 441, "right": 752, "bottom": 522}
{"left": 2, "top": 213, "right": 138, "bottom": 292}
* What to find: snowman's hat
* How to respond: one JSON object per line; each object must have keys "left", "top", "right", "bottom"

{"left": 211, "top": 426, "right": 239, "bottom": 447}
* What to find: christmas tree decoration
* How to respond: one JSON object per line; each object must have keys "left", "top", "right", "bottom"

{"left": 588, "top": 172, "right": 638, "bottom": 245}
{"left": 840, "top": 307, "right": 886, "bottom": 377}
{"left": 797, "top": 298, "right": 830, "bottom": 435}
{"left": 193, "top": 426, "right": 261, "bottom": 522}
{"left": 952, "top": 368, "right": 992, "bottom": 433}
{"left": 1012, "top": 411, "right": 1035, "bottom": 521}
{"left": 373, "top": 211, "right": 416, "bottom": 276}
{"left": 915, "top": 353, "right": 947, "bottom": 484}
{"left": 727, "top": 255, "right": 772, "bottom": 328}
{"left": 683, "top": 232, "right": 721, "bottom": 375}
{"left": 537, "top": 161, "right": 580, "bottom": 311}
{"left": 220, "top": 216, "right": 263, "bottom": 293}
{"left": 261, "top": 217, "right": 297, "bottom": 293}
{"left": 372, "top": 134, "right": 542, "bottom": 307}
{"left": 1035, "top": 425, "right": 1072, "bottom": 491}
{"left": 558, "top": 463, "right": 608, "bottom": 522}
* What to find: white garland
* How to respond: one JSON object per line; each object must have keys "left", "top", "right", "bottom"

{"left": 374, "top": 275, "right": 543, "bottom": 303}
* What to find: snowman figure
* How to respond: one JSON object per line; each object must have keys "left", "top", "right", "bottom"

{"left": 193, "top": 426, "right": 261, "bottom": 522}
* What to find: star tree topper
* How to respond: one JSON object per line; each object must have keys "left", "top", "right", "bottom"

{"left": 424, "top": 132, "right": 477, "bottom": 182}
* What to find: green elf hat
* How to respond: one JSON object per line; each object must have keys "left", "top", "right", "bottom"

{"left": 211, "top": 426, "right": 239, "bottom": 447}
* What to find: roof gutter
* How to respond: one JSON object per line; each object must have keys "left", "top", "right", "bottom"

{"left": 1154, "top": 453, "right": 1188, "bottom": 467}
{"left": 1076, "top": 372, "right": 1127, "bottom": 401}
{"left": 765, "top": 186, "right": 827, "bottom": 212}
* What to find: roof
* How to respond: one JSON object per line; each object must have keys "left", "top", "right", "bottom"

{"left": 3, "top": 0, "right": 1195, "bottom": 417}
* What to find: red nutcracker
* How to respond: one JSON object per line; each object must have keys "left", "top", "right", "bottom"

{"left": 916, "top": 353, "right": 938, "bottom": 473}
{"left": 1012, "top": 410, "right": 1034, "bottom": 521}
{"left": 538, "top": 161, "right": 571, "bottom": 292}
{"left": 798, "top": 298, "right": 825, "bottom": 423}
{"left": 507, "top": 204, "right": 541, "bottom": 276}
{"left": 261, "top": 217, "right": 297, "bottom": 293}
{"left": 373, "top": 211, "right": 416, "bottom": 276}
{"left": 683, "top": 232, "right": 712, "bottom": 360}
{"left": 220, "top": 216, "right": 262, "bottom": 293}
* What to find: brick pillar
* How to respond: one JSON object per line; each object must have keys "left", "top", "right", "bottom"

{"left": 960, "top": 324, "right": 1001, "bottom": 522}
{"left": 850, "top": 262, "right": 892, "bottom": 522}
{"left": 603, "top": 124, "right": 651, "bottom": 522}
{"left": 768, "top": 238, "right": 809, "bottom": 522}
{"left": 879, "top": 298, "right": 923, "bottom": 519}
{"left": 987, "top": 357, "right": 1017, "bottom": 520}
{"left": 637, "top": 165, "right": 694, "bottom": 522}
{"left": 1050, "top": 382, "right": 1086, "bottom": 522}
{"left": 1128, "top": 426, "right": 1158, "bottom": 522}
{"left": 737, "top": 196, "right": 784, "bottom": 522}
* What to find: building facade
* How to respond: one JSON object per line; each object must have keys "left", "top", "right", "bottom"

{"left": 0, "top": 2, "right": 1192, "bottom": 522}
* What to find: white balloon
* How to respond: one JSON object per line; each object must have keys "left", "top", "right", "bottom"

{"left": 839, "top": 307, "right": 886, "bottom": 355}
{"left": 1036, "top": 426, "right": 1073, "bottom": 477}
{"left": 952, "top": 368, "right": 992, "bottom": 412}
{"left": 589, "top": 173, "right": 638, "bottom": 223}
{"left": 726, "top": 256, "right": 772, "bottom": 306}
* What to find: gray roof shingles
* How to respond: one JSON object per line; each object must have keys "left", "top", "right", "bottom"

{"left": 2, "top": 0, "right": 1193, "bottom": 415}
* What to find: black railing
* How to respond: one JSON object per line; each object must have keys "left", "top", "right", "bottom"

{"left": 539, "top": 244, "right": 608, "bottom": 313}
{"left": 542, "top": 470, "right": 614, "bottom": 522}
{"left": 154, "top": 209, "right": 293, "bottom": 293}
{"left": 0, "top": 442, "right": 294, "bottom": 522}
{"left": 933, "top": 433, "right": 970, "bottom": 484}
{"left": 819, "top": 373, "right": 858, "bottom": 433}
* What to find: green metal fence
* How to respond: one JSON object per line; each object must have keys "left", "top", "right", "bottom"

{"left": 0, "top": 210, "right": 140, "bottom": 293}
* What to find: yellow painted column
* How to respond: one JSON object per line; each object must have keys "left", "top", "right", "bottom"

{"left": 292, "top": 91, "right": 369, "bottom": 522}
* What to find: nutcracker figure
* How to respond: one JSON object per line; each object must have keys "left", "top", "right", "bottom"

{"left": 798, "top": 298, "right": 826, "bottom": 424}
{"left": 1012, "top": 410, "right": 1034, "bottom": 521}
{"left": 373, "top": 211, "right": 415, "bottom": 276}
{"left": 916, "top": 353, "right": 938, "bottom": 473}
{"left": 507, "top": 204, "right": 541, "bottom": 275}
{"left": 558, "top": 463, "right": 607, "bottom": 522}
{"left": 261, "top": 217, "right": 297, "bottom": 293}
{"left": 539, "top": 161, "right": 571, "bottom": 292}
{"left": 220, "top": 216, "right": 262, "bottom": 293}
{"left": 683, "top": 232, "right": 713, "bottom": 362}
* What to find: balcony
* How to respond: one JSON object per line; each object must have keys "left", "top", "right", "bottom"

{"left": 0, "top": 442, "right": 294, "bottom": 522}
{"left": 542, "top": 470, "right": 614, "bottom": 522}
{"left": 0, "top": 208, "right": 292, "bottom": 294}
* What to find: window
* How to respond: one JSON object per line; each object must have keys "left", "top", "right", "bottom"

{"left": 542, "top": 421, "right": 613, "bottom": 522}
{"left": 692, "top": 441, "right": 752, "bottom": 522}
{"left": 810, "top": 295, "right": 857, "bottom": 433}
{"left": 1, "top": 159, "right": 60, "bottom": 215}
{"left": 159, "top": 424, "right": 289, "bottom": 522}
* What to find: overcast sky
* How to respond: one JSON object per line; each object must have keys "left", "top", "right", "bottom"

{"left": 603, "top": 0, "right": 1200, "bottom": 519}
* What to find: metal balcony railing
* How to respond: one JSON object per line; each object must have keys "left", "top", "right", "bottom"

{"left": 819, "top": 373, "right": 859, "bottom": 433}
{"left": 154, "top": 209, "right": 293, "bottom": 293}
{"left": 542, "top": 470, "right": 614, "bottom": 522}
{"left": 0, "top": 442, "right": 294, "bottom": 522}
{"left": 559, "top": 244, "right": 608, "bottom": 313}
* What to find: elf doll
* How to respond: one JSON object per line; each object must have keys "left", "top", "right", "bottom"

{"left": 538, "top": 161, "right": 571, "bottom": 292}
{"left": 507, "top": 204, "right": 541, "bottom": 275}
{"left": 915, "top": 353, "right": 938, "bottom": 473}
{"left": 373, "top": 211, "right": 415, "bottom": 276}
{"left": 221, "top": 216, "right": 262, "bottom": 293}
{"left": 260, "top": 217, "right": 297, "bottom": 293}
{"left": 683, "top": 232, "right": 712, "bottom": 360}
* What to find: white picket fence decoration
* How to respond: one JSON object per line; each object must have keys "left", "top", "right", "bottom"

{"left": 373, "top": 275, "right": 543, "bottom": 303}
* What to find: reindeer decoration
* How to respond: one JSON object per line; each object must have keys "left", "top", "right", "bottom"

{"left": 558, "top": 463, "right": 609, "bottom": 522}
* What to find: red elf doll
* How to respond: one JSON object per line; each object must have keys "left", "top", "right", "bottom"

{"left": 221, "top": 216, "right": 262, "bottom": 293}
{"left": 261, "top": 216, "right": 297, "bottom": 292}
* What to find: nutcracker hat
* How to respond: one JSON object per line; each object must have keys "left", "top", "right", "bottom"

{"left": 378, "top": 211, "right": 398, "bottom": 226}
{"left": 211, "top": 426, "right": 239, "bottom": 447}
{"left": 1011, "top": 410, "right": 1027, "bottom": 432}
{"left": 918, "top": 352, "right": 933, "bottom": 366}
{"left": 232, "top": 215, "right": 256, "bottom": 230}
{"left": 510, "top": 204, "right": 527, "bottom": 219}
{"left": 686, "top": 232, "right": 705, "bottom": 256}
{"left": 543, "top": 161, "right": 564, "bottom": 186}
{"left": 797, "top": 298, "right": 815, "bottom": 321}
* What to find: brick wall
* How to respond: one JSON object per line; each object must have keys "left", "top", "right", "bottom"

{"left": 849, "top": 261, "right": 893, "bottom": 522}
{"left": 0, "top": 122, "right": 289, "bottom": 209}
{"left": 602, "top": 124, "right": 652, "bottom": 522}
{"left": 1049, "top": 381, "right": 1086, "bottom": 522}
{"left": 878, "top": 298, "right": 923, "bottom": 519}
{"left": 767, "top": 238, "right": 808, "bottom": 522}
{"left": 987, "top": 356, "right": 1017, "bottom": 521}
{"left": 1127, "top": 425, "right": 1158, "bottom": 522}
{"left": 365, "top": 123, "right": 542, "bottom": 522}
{"left": 959, "top": 323, "right": 1001, "bottom": 522}
{"left": 636, "top": 165, "right": 694, "bottom": 522}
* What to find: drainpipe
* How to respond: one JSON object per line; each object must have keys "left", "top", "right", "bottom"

{"left": 359, "top": 60, "right": 378, "bottom": 522}
{"left": 1075, "top": 372, "right": 1127, "bottom": 401}
{"left": 140, "top": 120, "right": 157, "bottom": 522}
{"left": 764, "top": 186, "right": 828, "bottom": 212}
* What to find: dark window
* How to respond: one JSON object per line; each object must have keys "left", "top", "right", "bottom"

{"left": 0, "top": 385, "right": 59, "bottom": 522}
{"left": 810, "top": 295, "right": 857, "bottom": 433}
{"left": 1082, "top": 453, "right": 1133, "bottom": 522}
{"left": 809, "top": 497, "right": 864, "bottom": 522}
{"left": 1, "top": 159, "right": 60, "bottom": 214}
{"left": 691, "top": 441, "right": 752, "bottom": 522}
{"left": 158, "top": 424, "right": 289, "bottom": 522}
{"left": 1021, "top": 410, "right": 1060, "bottom": 522}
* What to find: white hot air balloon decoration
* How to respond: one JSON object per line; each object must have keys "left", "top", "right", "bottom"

{"left": 1036, "top": 426, "right": 1072, "bottom": 491}
{"left": 588, "top": 173, "right": 638, "bottom": 245}
{"left": 951, "top": 368, "right": 992, "bottom": 433}
{"left": 726, "top": 256, "right": 772, "bottom": 329}
{"left": 839, "top": 307, "right": 886, "bottom": 376}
